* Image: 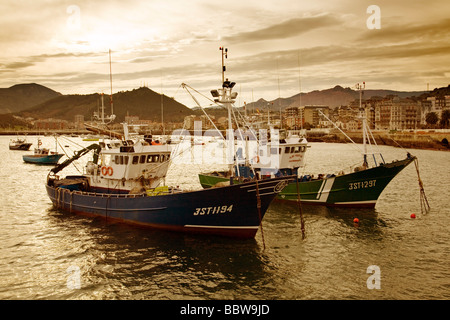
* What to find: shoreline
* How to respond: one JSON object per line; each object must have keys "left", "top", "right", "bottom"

{"left": 2, "top": 129, "right": 449, "bottom": 152}
{"left": 307, "top": 131, "right": 450, "bottom": 151}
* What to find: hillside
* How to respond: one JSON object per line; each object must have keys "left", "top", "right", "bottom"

{"left": 242, "top": 85, "right": 427, "bottom": 110}
{"left": 0, "top": 83, "right": 62, "bottom": 114}
{"left": 18, "top": 87, "right": 199, "bottom": 123}
{"left": 6, "top": 83, "right": 437, "bottom": 125}
{"left": 0, "top": 113, "right": 30, "bottom": 129}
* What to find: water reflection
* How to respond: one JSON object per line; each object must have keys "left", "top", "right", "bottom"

{"left": 2, "top": 136, "right": 449, "bottom": 299}
{"left": 268, "top": 200, "right": 387, "bottom": 240}
{"left": 46, "top": 208, "right": 271, "bottom": 299}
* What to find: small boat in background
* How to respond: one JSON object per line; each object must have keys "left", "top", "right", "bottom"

{"left": 82, "top": 134, "right": 100, "bottom": 141}
{"left": 23, "top": 137, "right": 64, "bottom": 165}
{"left": 9, "top": 138, "right": 32, "bottom": 150}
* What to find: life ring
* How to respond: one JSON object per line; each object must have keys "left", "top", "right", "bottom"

{"left": 101, "top": 166, "right": 114, "bottom": 176}
{"left": 253, "top": 156, "right": 260, "bottom": 163}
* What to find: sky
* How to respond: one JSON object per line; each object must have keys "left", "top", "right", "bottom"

{"left": 1, "top": 0, "right": 449, "bottom": 108}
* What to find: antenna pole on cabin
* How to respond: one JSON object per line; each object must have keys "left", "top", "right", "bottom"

{"left": 109, "top": 49, "right": 114, "bottom": 117}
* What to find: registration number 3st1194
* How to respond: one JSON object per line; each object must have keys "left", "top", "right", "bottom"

{"left": 349, "top": 180, "right": 376, "bottom": 190}
{"left": 193, "top": 205, "right": 233, "bottom": 216}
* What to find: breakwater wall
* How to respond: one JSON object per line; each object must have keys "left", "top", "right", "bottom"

{"left": 307, "top": 131, "right": 450, "bottom": 151}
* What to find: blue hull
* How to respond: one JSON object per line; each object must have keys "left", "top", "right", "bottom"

{"left": 23, "top": 154, "right": 64, "bottom": 165}
{"left": 46, "top": 176, "right": 291, "bottom": 238}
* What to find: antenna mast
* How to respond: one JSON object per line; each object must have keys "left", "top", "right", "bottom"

{"left": 220, "top": 47, "right": 227, "bottom": 83}
{"left": 211, "top": 47, "right": 238, "bottom": 180}
{"left": 356, "top": 82, "right": 367, "bottom": 165}
{"left": 109, "top": 49, "right": 114, "bottom": 117}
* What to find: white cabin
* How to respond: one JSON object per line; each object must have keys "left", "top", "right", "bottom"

{"left": 85, "top": 136, "right": 172, "bottom": 193}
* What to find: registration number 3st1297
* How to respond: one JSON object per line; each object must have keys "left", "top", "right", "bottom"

{"left": 349, "top": 180, "right": 376, "bottom": 190}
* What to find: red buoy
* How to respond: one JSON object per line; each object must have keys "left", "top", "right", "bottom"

{"left": 410, "top": 213, "right": 416, "bottom": 219}
{"left": 353, "top": 218, "right": 359, "bottom": 224}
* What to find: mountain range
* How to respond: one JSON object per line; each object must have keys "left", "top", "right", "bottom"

{"left": 13, "top": 85, "right": 198, "bottom": 123}
{"left": 0, "top": 83, "right": 442, "bottom": 128}
{"left": 0, "top": 83, "right": 61, "bottom": 114}
{"left": 243, "top": 85, "right": 428, "bottom": 111}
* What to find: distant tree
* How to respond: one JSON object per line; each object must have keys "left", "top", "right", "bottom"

{"left": 425, "top": 112, "right": 439, "bottom": 127}
{"left": 440, "top": 110, "right": 450, "bottom": 128}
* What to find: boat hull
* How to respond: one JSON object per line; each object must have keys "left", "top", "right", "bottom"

{"left": 23, "top": 154, "right": 64, "bottom": 165}
{"left": 46, "top": 176, "right": 291, "bottom": 238}
{"left": 10, "top": 143, "right": 32, "bottom": 151}
{"left": 198, "top": 157, "right": 415, "bottom": 208}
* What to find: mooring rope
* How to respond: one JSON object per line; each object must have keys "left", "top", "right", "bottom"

{"left": 413, "top": 158, "right": 430, "bottom": 214}
{"left": 388, "top": 138, "right": 430, "bottom": 215}
{"left": 296, "top": 176, "right": 306, "bottom": 240}
{"left": 254, "top": 178, "right": 266, "bottom": 250}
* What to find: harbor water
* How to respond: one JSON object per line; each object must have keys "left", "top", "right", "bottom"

{"left": 0, "top": 135, "right": 449, "bottom": 300}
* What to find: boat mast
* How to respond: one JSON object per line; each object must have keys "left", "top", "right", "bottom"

{"left": 101, "top": 93, "right": 105, "bottom": 124}
{"left": 211, "top": 47, "right": 238, "bottom": 179}
{"left": 356, "top": 82, "right": 368, "bottom": 166}
{"left": 220, "top": 47, "right": 233, "bottom": 133}
{"left": 109, "top": 49, "right": 114, "bottom": 118}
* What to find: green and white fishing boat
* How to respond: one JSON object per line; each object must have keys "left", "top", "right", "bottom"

{"left": 198, "top": 79, "right": 416, "bottom": 208}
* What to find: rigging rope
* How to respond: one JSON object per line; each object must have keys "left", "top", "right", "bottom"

{"left": 388, "top": 137, "right": 430, "bottom": 215}
{"left": 295, "top": 176, "right": 306, "bottom": 240}
{"left": 413, "top": 158, "right": 430, "bottom": 215}
{"left": 254, "top": 178, "right": 266, "bottom": 250}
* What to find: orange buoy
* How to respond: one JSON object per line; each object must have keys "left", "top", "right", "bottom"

{"left": 353, "top": 218, "right": 359, "bottom": 224}
{"left": 410, "top": 213, "right": 416, "bottom": 219}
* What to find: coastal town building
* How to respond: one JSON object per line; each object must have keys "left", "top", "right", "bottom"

{"left": 301, "top": 105, "right": 330, "bottom": 126}
{"left": 183, "top": 115, "right": 216, "bottom": 130}
{"left": 374, "top": 96, "right": 420, "bottom": 130}
{"left": 34, "top": 118, "right": 68, "bottom": 130}
{"left": 283, "top": 107, "right": 303, "bottom": 129}
{"left": 283, "top": 105, "right": 330, "bottom": 129}
{"left": 426, "top": 95, "right": 450, "bottom": 118}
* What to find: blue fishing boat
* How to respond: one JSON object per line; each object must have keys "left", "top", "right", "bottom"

{"left": 23, "top": 138, "right": 64, "bottom": 165}
{"left": 45, "top": 124, "right": 291, "bottom": 238}
{"left": 23, "top": 152, "right": 64, "bottom": 165}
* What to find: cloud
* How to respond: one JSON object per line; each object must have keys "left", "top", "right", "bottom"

{"left": 223, "top": 13, "right": 341, "bottom": 43}
{"left": 358, "top": 18, "right": 450, "bottom": 44}
{"left": 1, "top": 61, "right": 35, "bottom": 70}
